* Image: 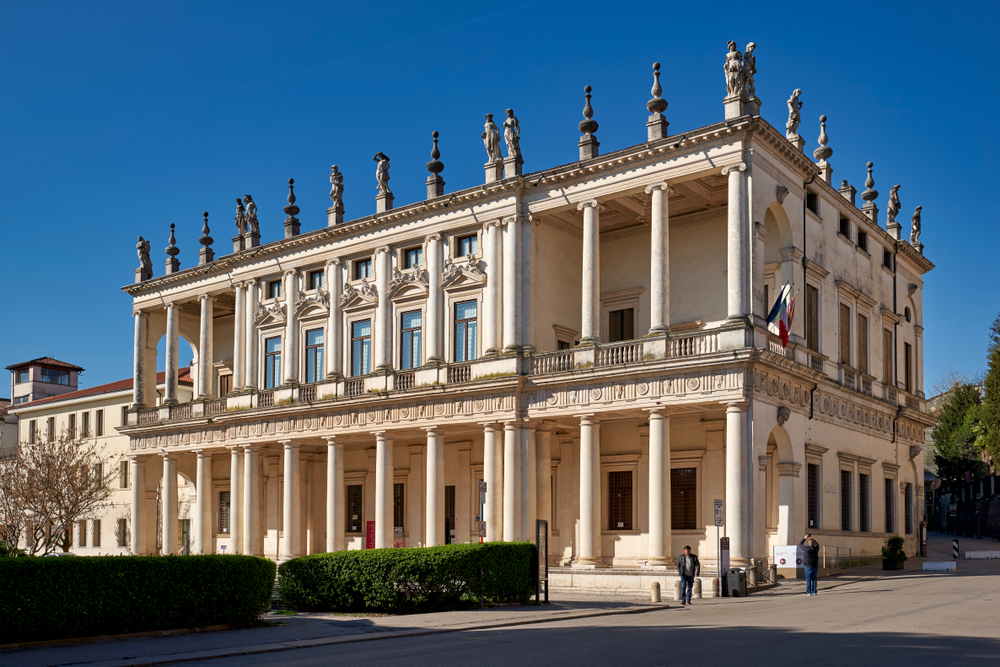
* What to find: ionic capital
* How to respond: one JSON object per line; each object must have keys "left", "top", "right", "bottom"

{"left": 576, "top": 199, "right": 601, "bottom": 212}
{"left": 199, "top": 294, "right": 216, "bottom": 303}
{"left": 644, "top": 182, "right": 674, "bottom": 196}
{"left": 326, "top": 258, "right": 341, "bottom": 268}
{"left": 645, "top": 406, "right": 672, "bottom": 419}
{"left": 721, "top": 162, "right": 748, "bottom": 176}
{"left": 374, "top": 245, "right": 391, "bottom": 255}
{"left": 500, "top": 215, "right": 518, "bottom": 227}
{"left": 724, "top": 400, "right": 750, "bottom": 412}
{"left": 424, "top": 233, "right": 442, "bottom": 243}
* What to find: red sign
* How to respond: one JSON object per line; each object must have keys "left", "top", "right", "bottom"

{"left": 366, "top": 521, "right": 376, "bottom": 549}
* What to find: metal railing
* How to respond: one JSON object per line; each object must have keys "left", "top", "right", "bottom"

{"left": 669, "top": 330, "right": 720, "bottom": 358}
{"left": 530, "top": 349, "right": 575, "bottom": 375}
{"left": 395, "top": 372, "right": 415, "bottom": 391}
{"left": 447, "top": 364, "right": 472, "bottom": 384}
{"left": 596, "top": 340, "right": 643, "bottom": 367}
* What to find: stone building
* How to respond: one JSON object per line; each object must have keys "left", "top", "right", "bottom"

{"left": 120, "top": 44, "right": 935, "bottom": 591}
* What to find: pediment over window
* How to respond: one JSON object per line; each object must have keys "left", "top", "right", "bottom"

{"left": 388, "top": 268, "right": 429, "bottom": 300}
{"left": 341, "top": 280, "right": 378, "bottom": 309}
{"left": 254, "top": 301, "right": 286, "bottom": 326}
{"left": 294, "top": 289, "right": 330, "bottom": 317}
{"left": 442, "top": 256, "right": 486, "bottom": 290}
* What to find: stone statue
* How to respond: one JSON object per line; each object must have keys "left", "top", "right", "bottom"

{"left": 910, "top": 206, "right": 922, "bottom": 246}
{"left": 329, "top": 165, "right": 344, "bottom": 205}
{"left": 243, "top": 195, "right": 259, "bottom": 235}
{"left": 887, "top": 185, "right": 901, "bottom": 224}
{"left": 786, "top": 89, "right": 803, "bottom": 138}
{"left": 373, "top": 152, "right": 391, "bottom": 195}
{"left": 136, "top": 235, "right": 152, "bottom": 275}
{"left": 743, "top": 42, "right": 757, "bottom": 98}
{"left": 235, "top": 198, "right": 247, "bottom": 235}
{"left": 724, "top": 41, "right": 744, "bottom": 97}
{"left": 482, "top": 113, "right": 502, "bottom": 163}
{"left": 503, "top": 108, "right": 521, "bottom": 160}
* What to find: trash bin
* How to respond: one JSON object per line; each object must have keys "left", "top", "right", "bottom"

{"left": 725, "top": 568, "right": 747, "bottom": 598}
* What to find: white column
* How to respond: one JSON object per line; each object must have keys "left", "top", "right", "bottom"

{"left": 374, "top": 432, "right": 394, "bottom": 548}
{"left": 129, "top": 456, "right": 146, "bottom": 554}
{"left": 425, "top": 428, "right": 444, "bottom": 546}
{"left": 725, "top": 401, "right": 749, "bottom": 563}
{"left": 132, "top": 311, "right": 148, "bottom": 407}
{"left": 520, "top": 425, "right": 537, "bottom": 541}
{"left": 281, "top": 440, "right": 300, "bottom": 560}
{"left": 233, "top": 283, "right": 246, "bottom": 391}
{"left": 536, "top": 425, "right": 552, "bottom": 528}
{"left": 577, "top": 416, "right": 601, "bottom": 566}
{"left": 521, "top": 215, "right": 536, "bottom": 352}
{"left": 326, "top": 260, "right": 343, "bottom": 378}
{"left": 283, "top": 271, "right": 299, "bottom": 383}
{"left": 244, "top": 444, "right": 259, "bottom": 555}
{"left": 646, "top": 183, "right": 672, "bottom": 335}
{"left": 164, "top": 304, "right": 179, "bottom": 404}
{"left": 647, "top": 409, "right": 671, "bottom": 566}
{"left": 375, "top": 247, "right": 392, "bottom": 371}
{"left": 326, "top": 437, "right": 344, "bottom": 551}
{"left": 198, "top": 295, "right": 214, "bottom": 398}
{"left": 162, "top": 453, "right": 178, "bottom": 555}
{"left": 483, "top": 423, "right": 501, "bottom": 542}
{"left": 503, "top": 421, "right": 519, "bottom": 541}
{"left": 578, "top": 201, "right": 601, "bottom": 344}
{"left": 229, "top": 446, "right": 241, "bottom": 554}
{"left": 483, "top": 223, "right": 500, "bottom": 356}
{"left": 425, "top": 235, "right": 443, "bottom": 363}
{"left": 194, "top": 450, "right": 211, "bottom": 554}
{"left": 501, "top": 216, "right": 520, "bottom": 352}
{"left": 723, "top": 163, "right": 750, "bottom": 322}
{"left": 244, "top": 280, "right": 259, "bottom": 390}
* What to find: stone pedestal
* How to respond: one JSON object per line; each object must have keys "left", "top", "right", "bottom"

{"left": 887, "top": 221, "right": 902, "bottom": 240}
{"left": 283, "top": 219, "right": 300, "bottom": 239}
{"left": 134, "top": 267, "right": 150, "bottom": 284}
{"left": 862, "top": 201, "right": 879, "bottom": 225}
{"left": 484, "top": 160, "right": 504, "bottom": 184}
{"left": 232, "top": 235, "right": 244, "bottom": 253}
{"left": 912, "top": 242, "right": 923, "bottom": 255}
{"left": 199, "top": 247, "right": 214, "bottom": 265}
{"left": 244, "top": 232, "right": 260, "bottom": 249}
{"left": 646, "top": 114, "right": 669, "bottom": 141}
{"left": 503, "top": 156, "right": 523, "bottom": 178}
{"left": 376, "top": 192, "right": 394, "bottom": 213}
{"left": 818, "top": 159, "right": 834, "bottom": 184}
{"left": 426, "top": 174, "right": 445, "bottom": 199}
{"left": 724, "top": 95, "right": 760, "bottom": 120}
{"left": 164, "top": 257, "right": 179, "bottom": 274}
{"left": 327, "top": 203, "right": 344, "bottom": 226}
{"left": 578, "top": 135, "right": 599, "bottom": 160}
{"left": 788, "top": 135, "right": 805, "bottom": 153}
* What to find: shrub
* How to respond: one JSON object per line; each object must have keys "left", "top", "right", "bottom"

{"left": 279, "top": 542, "right": 536, "bottom": 614}
{"left": 0, "top": 555, "right": 275, "bottom": 644}
{"left": 882, "top": 535, "right": 907, "bottom": 562}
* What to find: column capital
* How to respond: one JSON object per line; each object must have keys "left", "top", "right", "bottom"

{"left": 422, "top": 426, "right": 442, "bottom": 435}
{"left": 192, "top": 448, "right": 209, "bottom": 457}
{"left": 283, "top": 268, "right": 298, "bottom": 278}
{"left": 323, "top": 435, "right": 339, "bottom": 445}
{"left": 500, "top": 214, "right": 518, "bottom": 227}
{"left": 644, "top": 182, "right": 674, "bottom": 195}
{"left": 244, "top": 277, "right": 259, "bottom": 287}
{"left": 724, "top": 400, "right": 750, "bottom": 412}
{"left": 424, "top": 233, "right": 442, "bottom": 243}
{"left": 163, "top": 301, "right": 177, "bottom": 310}
{"left": 374, "top": 245, "right": 391, "bottom": 255}
{"left": 483, "top": 219, "right": 503, "bottom": 230}
{"left": 776, "top": 461, "right": 802, "bottom": 477}
{"left": 502, "top": 419, "right": 522, "bottom": 430}
{"left": 575, "top": 413, "right": 600, "bottom": 425}
{"left": 645, "top": 406, "right": 672, "bottom": 418}
{"left": 242, "top": 443, "right": 260, "bottom": 453}
{"left": 278, "top": 439, "right": 299, "bottom": 449}
{"left": 576, "top": 199, "right": 601, "bottom": 211}
{"left": 326, "top": 257, "right": 341, "bottom": 267}
{"left": 132, "top": 308, "right": 148, "bottom": 317}
{"left": 721, "top": 162, "right": 748, "bottom": 176}
{"left": 199, "top": 294, "right": 216, "bottom": 303}
{"left": 159, "top": 450, "right": 177, "bottom": 461}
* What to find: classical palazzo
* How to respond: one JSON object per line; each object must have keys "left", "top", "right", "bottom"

{"left": 121, "top": 44, "right": 935, "bottom": 581}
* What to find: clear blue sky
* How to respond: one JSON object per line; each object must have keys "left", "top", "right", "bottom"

{"left": 0, "top": 1, "right": 994, "bottom": 393}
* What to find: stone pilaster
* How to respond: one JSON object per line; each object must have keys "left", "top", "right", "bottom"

{"left": 578, "top": 201, "right": 601, "bottom": 344}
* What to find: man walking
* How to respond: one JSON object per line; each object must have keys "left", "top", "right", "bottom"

{"left": 677, "top": 545, "right": 700, "bottom": 605}
{"left": 800, "top": 534, "right": 820, "bottom": 596}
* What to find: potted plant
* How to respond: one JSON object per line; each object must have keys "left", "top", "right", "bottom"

{"left": 882, "top": 536, "right": 907, "bottom": 570}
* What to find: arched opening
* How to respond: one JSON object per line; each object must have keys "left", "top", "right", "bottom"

{"left": 767, "top": 425, "right": 797, "bottom": 547}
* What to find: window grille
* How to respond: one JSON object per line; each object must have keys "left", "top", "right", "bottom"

{"left": 671, "top": 467, "right": 697, "bottom": 530}
{"left": 607, "top": 470, "right": 633, "bottom": 530}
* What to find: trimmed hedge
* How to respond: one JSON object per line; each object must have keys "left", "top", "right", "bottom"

{"left": 0, "top": 555, "right": 276, "bottom": 644}
{"left": 278, "top": 542, "right": 536, "bottom": 614}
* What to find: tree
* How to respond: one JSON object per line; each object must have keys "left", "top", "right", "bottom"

{"left": 980, "top": 314, "right": 1000, "bottom": 466}
{"left": 932, "top": 383, "right": 984, "bottom": 483}
{"left": 0, "top": 428, "right": 119, "bottom": 556}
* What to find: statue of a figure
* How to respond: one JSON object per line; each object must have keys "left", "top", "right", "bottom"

{"left": 743, "top": 42, "right": 757, "bottom": 98}
{"left": 243, "top": 195, "right": 259, "bottom": 235}
{"left": 725, "top": 41, "right": 744, "bottom": 97}
{"left": 136, "top": 235, "right": 152, "bottom": 274}
{"left": 373, "top": 152, "right": 391, "bottom": 195}
{"left": 887, "top": 185, "right": 901, "bottom": 224}
{"left": 786, "top": 89, "right": 803, "bottom": 137}
{"left": 482, "top": 113, "right": 502, "bottom": 163}
{"left": 329, "top": 165, "right": 344, "bottom": 205}
{"left": 503, "top": 108, "right": 521, "bottom": 160}
{"left": 910, "top": 206, "right": 922, "bottom": 245}
{"left": 235, "top": 198, "right": 247, "bottom": 235}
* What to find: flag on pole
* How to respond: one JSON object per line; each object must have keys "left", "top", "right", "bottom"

{"left": 765, "top": 284, "right": 797, "bottom": 348}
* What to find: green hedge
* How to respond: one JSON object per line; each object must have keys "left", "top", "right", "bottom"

{"left": 0, "top": 555, "right": 276, "bottom": 644}
{"left": 278, "top": 543, "right": 536, "bottom": 614}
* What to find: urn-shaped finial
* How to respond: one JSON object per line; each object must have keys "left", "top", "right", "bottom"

{"left": 647, "top": 62, "right": 668, "bottom": 115}
{"left": 165, "top": 223, "right": 179, "bottom": 257}
{"left": 579, "top": 86, "right": 599, "bottom": 135}
{"left": 861, "top": 161, "right": 879, "bottom": 202}
{"left": 813, "top": 115, "right": 833, "bottom": 161}
{"left": 199, "top": 212, "right": 213, "bottom": 247}
{"left": 427, "top": 131, "right": 444, "bottom": 174}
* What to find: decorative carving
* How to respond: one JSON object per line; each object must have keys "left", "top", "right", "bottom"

{"left": 777, "top": 405, "right": 791, "bottom": 427}
{"left": 294, "top": 287, "right": 329, "bottom": 316}
{"left": 786, "top": 89, "right": 802, "bottom": 139}
{"left": 910, "top": 206, "right": 922, "bottom": 246}
{"left": 579, "top": 85, "right": 598, "bottom": 135}
{"left": 341, "top": 280, "right": 378, "bottom": 307}
{"left": 426, "top": 132, "right": 444, "bottom": 175}
{"left": 136, "top": 236, "right": 152, "bottom": 280}
{"left": 329, "top": 165, "right": 344, "bottom": 205}
{"left": 503, "top": 109, "right": 521, "bottom": 160}
{"left": 240, "top": 195, "right": 257, "bottom": 235}
{"left": 373, "top": 152, "right": 391, "bottom": 195}
{"left": 724, "top": 40, "right": 744, "bottom": 97}
{"left": 861, "top": 162, "right": 878, "bottom": 202}
{"left": 442, "top": 255, "right": 486, "bottom": 288}
{"left": 775, "top": 185, "right": 789, "bottom": 204}
{"left": 887, "top": 184, "right": 901, "bottom": 224}
{"left": 743, "top": 42, "right": 757, "bottom": 98}
{"left": 235, "top": 198, "right": 247, "bottom": 235}
{"left": 482, "top": 113, "right": 502, "bottom": 163}
{"left": 387, "top": 267, "right": 429, "bottom": 298}
{"left": 813, "top": 116, "right": 833, "bottom": 162}
{"left": 254, "top": 300, "right": 286, "bottom": 325}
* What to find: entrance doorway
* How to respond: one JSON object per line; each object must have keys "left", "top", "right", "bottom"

{"left": 445, "top": 486, "right": 456, "bottom": 544}
{"left": 180, "top": 519, "right": 190, "bottom": 555}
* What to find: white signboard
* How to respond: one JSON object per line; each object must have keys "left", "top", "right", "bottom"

{"left": 773, "top": 545, "right": 805, "bottom": 568}
{"left": 714, "top": 499, "right": 724, "bottom": 527}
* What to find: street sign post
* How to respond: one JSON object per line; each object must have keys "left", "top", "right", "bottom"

{"left": 714, "top": 499, "right": 724, "bottom": 592}
{"left": 479, "top": 480, "right": 487, "bottom": 543}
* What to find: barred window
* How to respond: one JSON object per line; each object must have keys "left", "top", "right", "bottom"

{"left": 393, "top": 483, "right": 405, "bottom": 530}
{"left": 219, "top": 491, "right": 231, "bottom": 534}
{"left": 859, "top": 474, "right": 870, "bottom": 532}
{"left": 841, "top": 470, "right": 852, "bottom": 531}
{"left": 884, "top": 478, "right": 895, "bottom": 533}
{"left": 607, "top": 471, "right": 633, "bottom": 530}
{"left": 807, "top": 463, "right": 820, "bottom": 529}
{"left": 78, "top": 520, "right": 87, "bottom": 547}
{"left": 346, "top": 485, "right": 363, "bottom": 533}
{"left": 93, "top": 519, "right": 101, "bottom": 548}
{"left": 671, "top": 467, "right": 697, "bottom": 530}
{"left": 904, "top": 483, "right": 913, "bottom": 534}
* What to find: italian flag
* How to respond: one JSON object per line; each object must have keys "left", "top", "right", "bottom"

{"left": 766, "top": 284, "right": 797, "bottom": 348}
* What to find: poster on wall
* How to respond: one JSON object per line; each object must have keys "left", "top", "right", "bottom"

{"left": 773, "top": 545, "right": 804, "bottom": 569}
{"left": 366, "top": 521, "right": 375, "bottom": 549}
{"left": 393, "top": 527, "right": 404, "bottom": 548}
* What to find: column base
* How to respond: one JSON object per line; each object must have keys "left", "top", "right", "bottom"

{"left": 502, "top": 345, "right": 522, "bottom": 354}
{"left": 645, "top": 327, "right": 669, "bottom": 337}
{"left": 578, "top": 337, "right": 600, "bottom": 346}
{"left": 573, "top": 557, "right": 604, "bottom": 569}
{"left": 644, "top": 557, "right": 673, "bottom": 569}
{"left": 423, "top": 356, "right": 445, "bottom": 366}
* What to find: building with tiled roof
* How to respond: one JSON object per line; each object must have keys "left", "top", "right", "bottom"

{"left": 7, "top": 356, "right": 87, "bottom": 406}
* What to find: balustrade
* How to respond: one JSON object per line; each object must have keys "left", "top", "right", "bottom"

{"left": 169, "top": 404, "right": 192, "bottom": 420}
{"left": 447, "top": 364, "right": 472, "bottom": 384}
{"left": 299, "top": 385, "right": 317, "bottom": 403}
{"left": 204, "top": 397, "right": 228, "bottom": 416}
{"left": 530, "top": 349, "right": 575, "bottom": 375}
{"left": 669, "top": 330, "right": 720, "bottom": 358}
{"left": 346, "top": 378, "right": 364, "bottom": 397}
{"left": 258, "top": 390, "right": 275, "bottom": 408}
{"left": 395, "top": 372, "right": 415, "bottom": 391}
{"left": 596, "top": 340, "right": 643, "bottom": 367}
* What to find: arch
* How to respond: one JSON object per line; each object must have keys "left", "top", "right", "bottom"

{"left": 767, "top": 424, "right": 798, "bottom": 547}
{"left": 768, "top": 424, "right": 794, "bottom": 464}
{"left": 763, "top": 202, "right": 794, "bottom": 264}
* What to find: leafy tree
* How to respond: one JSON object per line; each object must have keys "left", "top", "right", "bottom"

{"left": 933, "top": 383, "right": 984, "bottom": 483}
{"left": 980, "top": 314, "right": 1000, "bottom": 465}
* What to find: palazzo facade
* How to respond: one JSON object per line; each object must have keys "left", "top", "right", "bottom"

{"left": 120, "top": 54, "right": 935, "bottom": 577}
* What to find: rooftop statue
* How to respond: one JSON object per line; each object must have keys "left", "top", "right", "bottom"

{"left": 743, "top": 42, "right": 757, "bottom": 98}
{"left": 786, "top": 89, "right": 803, "bottom": 138}
{"left": 329, "top": 165, "right": 344, "bottom": 205}
{"left": 503, "top": 109, "right": 521, "bottom": 160}
{"left": 235, "top": 198, "right": 247, "bottom": 235}
{"left": 482, "top": 113, "right": 502, "bottom": 163}
{"left": 373, "top": 152, "right": 391, "bottom": 195}
{"left": 725, "top": 41, "right": 744, "bottom": 97}
{"left": 887, "top": 185, "right": 901, "bottom": 224}
{"left": 243, "top": 195, "right": 259, "bottom": 235}
{"left": 911, "top": 206, "right": 922, "bottom": 246}
{"left": 136, "top": 235, "right": 152, "bottom": 277}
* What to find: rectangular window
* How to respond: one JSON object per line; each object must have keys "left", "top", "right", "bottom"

{"left": 93, "top": 519, "right": 101, "bottom": 548}
{"left": 857, "top": 314, "right": 869, "bottom": 375}
{"left": 13, "top": 396, "right": 28, "bottom": 405}
{"left": 96, "top": 409, "right": 104, "bottom": 437}
{"left": 671, "top": 467, "right": 697, "bottom": 531}
{"left": 883, "top": 329, "right": 893, "bottom": 384}
{"left": 354, "top": 259, "right": 372, "bottom": 280}
{"left": 457, "top": 234, "right": 478, "bottom": 257}
{"left": 82, "top": 412, "right": 90, "bottom": 438}
{"left": 445, "top": 486, "right": 456, "bottom": 544}
{"left": 608, "top": 308, "right": 635, "bottom": 343}
{"left": 839, "top": 217, "right": 850, "bottom": 238}
{"left": 15, "top": 369, "right": 29, "bottom": 384}
{"left": 400, "top": 311, "right": 422, "bottom": 370}
{"left": 352, "top": 320, "right": 372, "bottom": 376}
{"left": 219, "top": 491, "right": 231, "bottom": 534}
{"left": 883, "top": 250, "right": 893, "bottom": 270}
{"left": 267, "top": 280, "right": 282, "bottom": 299}
{"left": 807, "top": 463, "right": 819, "bottom": 529}
{"left": 41, "top": 368, "right": 70, "bottom": 385}
{"left": 78, "top": 520, "right": 87, "bottom": 548}
{"left": 607, "top": 471, "right": 633, "bottom": 530}
{"left": 346, "top": 485, "right": 363, "bottom": 533}
{"left": 28, "top": 420, "right": 36, "bottom": 444}
{"left": 117, "top": 518, "right": 129, "bottom": 547}
{"left": 454, "top": 301, "right": 478, "bottom": 362}
{"left": 857, "top": 231, "right": 868, "bottom": 252}
{"left": 403, "top": 247, "right": 423, "bottom": 269}
{"left": 884, "top": 478, "right": 895, "bottom": 533}
{"left": 305, "top": 329, "right": 325, "bottom": 384}
{"left": 120, "top": 460, "right": 129, "bottom": 488}
{"left": 904, "top": 342, "right": 913, "bottom": 393}
{"left": 47, "top": 417, "right": 55, "bottom": 442}
{"left": 68, "top": 414, "right": 76, "bottom": 439}
{"left": 806, "top": 192, "right": 818, "bottom": 214}
{"left": 393, "top": 483, "right": 405, "bottom": 530}
{"left": 264, "top": 337, "right": 282, "bottom": 388}
{"left": 841, "top": 470, "right": 852, "bottom": 531}
{"left": 94, "top": 463, "right": 103, "bottom": 487}
{"left": 219, "top": 373, "right": 233, "bottom": 395}
{"left": 806, "top": 285, "right": 820, "bottom": 352}
{"left": 839, "top": 303, "right": 851, "bottom": 366}
{"left": 120, "top": 405, "right": 129, "bottom": 427}
{"left": 308, "top": 270, "right": 324, "bottom": 290}
{"left": 904, "top": 483, "right": 913, "bottom": 534}
{"left": 557, "top": 340, "right": 572, "bottom": 350}
{"left": 860, "top": 474, "right": 870, "bottom": 532}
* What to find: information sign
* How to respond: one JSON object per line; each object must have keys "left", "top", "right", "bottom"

{"left": 714, "top": 499, "right": 724, "bottom": 527}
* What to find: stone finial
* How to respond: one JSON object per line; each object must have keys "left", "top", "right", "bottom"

{"left": 813, "top": 115, "right": 833, "bottom": 183}
{"left": 136, "top": 235, "right": 153, "bottom": 283}
{"left": 283, "top": 179, "right": 300, "bottom": 238}
{"left": 646, "top": 62, "right": 669, "bottom": 141}
{"left": 578, "top": 85, "right": 600, "bottom": 160}
{"left": 426, "top": 131, "right": 446, "bottom": 199}
{"left": 328, "top": 165, "right": 344, "bottom": 226}
{"left": 198, "top": 211, "right": 214, "bottom": 265}
{"left": 860, "top": 162, "right": 880, "bottom": 224}
{"left": 839, "top": 179, "right": 857, "bottom": 207}
{"left": 165, "top": 223, "right": 180, "bottom": 274}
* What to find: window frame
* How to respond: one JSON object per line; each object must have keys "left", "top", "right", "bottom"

{"left": 671, "top": 466, "right": 698, "bottom": 531}
{"left": 805, "top": 283, "right": 820, "bottom": 353}
{"left": 218, "top": 489, "right": 232, "bottom": 535}
{"left": 263, "top": 336, "right": 283, "bottom": 389}
{"left": 453, "top": 300, "right": 478, "bottom": 363}
{"left": 399, "top": 310, "right": 423, "bottom": 370}
{"left": 96, "top": 409, "right": 104, "bottom": 437}
{"left": 840, "top": 468, "right": 852, "bottom": 532}
{"left": 351, "top": 318, "right": 373, "bottom": 377}
{"left": 608, "top": 307, "right": 635, "bottom": 343}
{"left": 15, "top": 369, "right": 29, "bottom": 384}
{"left": 402, "top": 246, "right": 423, "bottom": 270}
{"left": 455, "top": 234, "right": 479, "bottom": 258}
{"left": 857, "top": 311, "right": 869, "bottom": 376}
{"left": 353, "top": 257, "right": 373, "bottom": 281}
{"left": 307, "top": 270, "right": 324, "bottom": 291}
{"left": 346, "top": 482, "right": 364, "bottom": 534}
{"left": 267, "top": 280, "right": 282, "bottom": 300}
{"left": 41, "top": 368, "right": 70, "bottom": 385}
{"left": 884, "top": 476, "right": 896, "bottom": 533}
{"left": 304, "top": 328, "right": 325, "bottom": 384}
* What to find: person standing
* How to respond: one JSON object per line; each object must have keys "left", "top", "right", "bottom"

{"left": 800, "top": 534, "right": 820, "bottom": 596}
{"left": 677, "top": 546, "right": 700, "bottom": 605}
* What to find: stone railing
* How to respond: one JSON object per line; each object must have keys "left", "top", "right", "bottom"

{"left": 530, "top": 349, "right": 575, "bottom": 375}
{"left": 669, "top": 329, "right": 720, "bottom": 358}
{"left": 137, "top": 407, "right": 159, "bottom": 425}
{"left": 258, "top": 390, "right": 275, "bottom": 408}
{"left": 395, "top": 372, "right": 415, "bottom": 391}
{"left": 596, "top": 340, "right": 644, "bottom": 367}
{"left": 345, "top": 378, "right": 364, "bottom": 397}
{"left": 299, "top": 385, "right": 317, "bottom": 403}
{"left": 840, "top": 366, "right": 858, "bottom": 392}
{"left": 204, "top": 397, "right": 228, "bottom": 416}
{"left": 169, "top": 404, "right": 192, "bottom": 420}
{"left": 447, "top": 364, "right": 472, "bottom": 384}
{"left": 861, "top": 375, "right": 873, "bottom": 397}
{"left": 885, "top": 384, "right": 898, "bottom": 406}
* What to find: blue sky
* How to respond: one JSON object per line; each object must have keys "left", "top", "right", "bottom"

{"left": 0, "top": 0, "right": 994, "bottom": 393}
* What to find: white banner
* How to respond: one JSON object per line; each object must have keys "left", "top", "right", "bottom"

{"left": 773, "top": 545, "right": 804, "bottom": 568}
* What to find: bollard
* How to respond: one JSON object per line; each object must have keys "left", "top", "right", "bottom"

{"left": 693, "top": 578, "right": 702, "bottom": 599}
{"left": 953, "top": 539, "right": 960, "bottom": 559}
{"left": 673, "top": 579, "right": 682, "bottom": 601}
{"left": 747, "top": 564, "right": 758, "bottom": 587}
{"left": 712, "top": 577, "right": 720, "bottom": 598}
{"left": 651, "top": 581, "right": 661, "bottom": 603}
{"left": 769, "top": 564, "right": 777, "bottom": 584}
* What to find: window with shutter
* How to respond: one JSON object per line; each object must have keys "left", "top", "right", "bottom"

{"left": 857, "top": 313, "right": 868, "bottom": 375}
{"left": 883, "top": 329, "right": 893, "bottom": 384}
{"left": 839, "top": 303, "right": 851, "bottom": 366}
{"left": 806, "top": 285, "right": 820, "bottom": 352}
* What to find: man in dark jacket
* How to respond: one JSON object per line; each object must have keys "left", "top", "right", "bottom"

{"left": 799, "top": 534, "right": 820, "bottom": 595}
{"left": 677, "top": 546, "right": 700, "bottom": 605}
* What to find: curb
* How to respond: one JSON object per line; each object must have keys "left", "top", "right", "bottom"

{"left": 0, "top": 626, "right": 232, "bottom": 653}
